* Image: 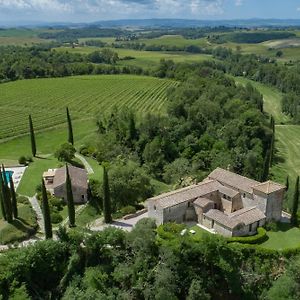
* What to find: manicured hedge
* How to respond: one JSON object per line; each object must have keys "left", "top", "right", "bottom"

{"left": 227, "top": 227, "right": 268, "bottom": 244}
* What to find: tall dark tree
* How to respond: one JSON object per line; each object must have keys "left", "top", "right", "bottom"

{"left": 128, "top": 113, "right": 137, "bottom": 145}
{"left": 291, "top": 176, "right": 299, "bottom": 226}
{"left": 286, "top": 175, "right": 289, "bottom": 192}
{"left": 0, "top": 171, "right": 7, "bottom": 221}
{"left": 29, "top": 115, "right": 37, "bottom": 157}
{"left": 66, "top": 165, "right": 75, "bottom": 227}
{"left": 66, "top": 107, "right": 74, "bottom": 146}
{"left": 1, "top": 165, "right": 12, "bottom": 223}
{"left": 269, "top": 133, "right": 275, "bottom": 167}
{"left": 41, "top": 178, "right": 52, "bottom": 239}
{"left": 9, "top": 175, "right": 18, "bottom": 219}
{"left": 261, "top": 150, "right": 271, "bottom": 182}
{"left": 102, "top": 165, "right": 112, "bottom": 223}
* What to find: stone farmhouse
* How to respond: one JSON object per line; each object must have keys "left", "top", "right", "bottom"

{"left": 43, "top": 165, "right": 88, "bottom": 203}
{"left": 147, "top": 168, "right": 285, "bottom": 237}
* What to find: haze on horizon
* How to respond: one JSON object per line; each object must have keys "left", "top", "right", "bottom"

{"left": 0, "top": 0, "right": 299, "bottom": 26}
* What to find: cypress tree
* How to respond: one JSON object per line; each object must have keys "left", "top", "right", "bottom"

{"left": 286, "top": 175, "right": 289, "bottom": 192}
{"left": 66, "top": 165, "right": 75, "bottom": 227}
{"left": 66, "top": 107, "right": 74, "bottom": 145}
{"left": 9, "top": 175, "right": 18, "bottom": 219}
{"left": 29, "top": 115, "right": 37, "bottom": 157}
{"left": 0, "top": 171, "right": 7, "bottom": 221}
{"left": 102, "top": 165, "right": 112, "bottom": 224}
{"left": 269, "top": 133, "right": 275, "bottom": 167}
{"left": 41, "top": 178, "right": 52, "bottom": 239}
{"left": 2, "top": 165, "right": 13, "bottom": 223}
{"left": 261, "top": 150, "right": 271, "bottom": 182}
{"left": 291, "top": 176, "right": 299, "bottom": 226}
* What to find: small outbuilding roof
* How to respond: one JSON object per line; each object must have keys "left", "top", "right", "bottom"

{"left": 253, "top": 181, "right": 285, "bottom": 195}
{"left": 53, "top": 165, "right": 88, "bottom": 189}
{"left": 43, "top": 169, "right": 56, "bottom": 178}
{"left": 208, "top": 167, "right": 260, "bottom": 194}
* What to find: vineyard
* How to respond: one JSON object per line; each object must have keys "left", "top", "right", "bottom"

{"left": 0, "top": 75, "right": 177, "bottom": 140}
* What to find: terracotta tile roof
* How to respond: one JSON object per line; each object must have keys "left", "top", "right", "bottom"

{"left": 229, "top": 207, "right": 266, "bottom": 225}
{"left": 208, "top": 167, "right": 260, "bottom": 194}
{"left": 253, "top": 181, "right": 285, "bottom": 194}
{"left": 193, "top": 197, "right": 214, "bottom": 208}
{"left": 148, "top": 180, "right": 220, "bottom": 209}
{"left": 204, "top": 209, "right": 243, "bottom": 229}
{"left": 204, "top": 206, "right": 266, "bottom": 229}
{"left": 53, "top": 165, "right": 88, "bottom": 189}
{"left": 218, "top": 185, "right": 239, "bottom": 198}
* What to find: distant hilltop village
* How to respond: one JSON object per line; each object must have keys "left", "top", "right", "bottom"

{"left": 148, "top": 168, "right": 285, "bottom": 237}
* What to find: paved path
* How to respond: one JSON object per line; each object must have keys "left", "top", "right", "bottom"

{"left": 28, "top": 195, "right": 44, "bottom": 233}
{"left": 75, "top": 153, "right": 94, "bottom": 175}
{"left": 89, "top": 212, "right": 148, "bottom": 232}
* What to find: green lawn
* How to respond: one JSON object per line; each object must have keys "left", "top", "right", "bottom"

{"left": 189, "top": 225, "right": 211, "bottom": 240}
{"left": 258, "top": 223, "right": 300, "bottom": 250}
{"left": 272, "top": 125, "right": 300, "bottom": 184}
{"left": 0, "top": 203, "right": 37, "bottom": 244}
{"left": 76, "top": 203, "right": 101, "bottom": 227}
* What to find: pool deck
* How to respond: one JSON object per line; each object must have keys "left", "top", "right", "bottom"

{"left": 6, "top": 166, "right": 27, "bottom": 189}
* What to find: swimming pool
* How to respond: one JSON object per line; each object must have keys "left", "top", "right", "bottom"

{"left": 4, "top": 171, "right": 13, "bottom": 183}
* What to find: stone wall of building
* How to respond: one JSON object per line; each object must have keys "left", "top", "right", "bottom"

{"left": 147, "top": 201, "right": 164, "bottom": 225}
{"left": 265, "top": 190, "right": 284, "bottom": 221}
{"left": 54, "top": 184, "right": 87, "bottom": 204}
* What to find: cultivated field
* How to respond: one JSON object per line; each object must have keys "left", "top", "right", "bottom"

{"left": 55, "top": 46, "right": 212, "bottom": 69}
{"left": 0, "top": 75, "right": 177, "bottom": 140}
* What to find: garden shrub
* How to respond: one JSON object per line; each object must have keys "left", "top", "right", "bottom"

{"left": 18, "top": 156, "right": 27, "bottom": 165}
{"left": 50, "top": 197, "right": 64, "bottom": 211}
{"left": 157, "top": 222, "right": 186, "bottom": 240}
{"left": 120, "top": 205, "right": 136, "bottom": 215}
{"left": 227, "top": 227, "right": 268, "bottom": 244}
{"left": 26, "top": 156, "right": 33, "bottom": 163}
{"left": 17, "top": 196, "right": 29, "bottom": 205}
{"left": 265, "top": 221, "right": 280, "bottom": 232}
{"left": 51, "top": 212, "right": 63, "bottom": 224}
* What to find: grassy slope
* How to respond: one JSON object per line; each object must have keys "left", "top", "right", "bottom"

{"left": 234, "top": 76, "right": 300, "bottom": 186}
{"left": 0, "top": 75, "right": 176, "bottom": 139}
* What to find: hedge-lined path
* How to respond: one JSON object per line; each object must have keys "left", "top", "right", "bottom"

{"left": 28, "top": 195, "right": 44, "bottom": 233}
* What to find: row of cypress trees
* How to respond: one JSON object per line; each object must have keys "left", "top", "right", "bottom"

{"left": 0, "top": 165, "right": 18, "bottom": 223}
{"left": 42, "top": 164, "right": 112, "bottom": 239}
{"left": 29, "top": 107, "right": 74, "bottom": 157}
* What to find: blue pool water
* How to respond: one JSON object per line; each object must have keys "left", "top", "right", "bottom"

{"left": 4, "top": 171, "right": 13, "bottom": 182}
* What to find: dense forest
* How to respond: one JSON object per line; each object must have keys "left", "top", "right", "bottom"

{"left": 82, "top": 61, "right": 270, "bottom": 193}
{"left": 0, "top": 219, "right": 299, "bottom": 300}
{"left": 0, "top": 45, "right": 144, "bottom": 82}
{"left": 209, "top": 31, "right": 295, "bottom": 44}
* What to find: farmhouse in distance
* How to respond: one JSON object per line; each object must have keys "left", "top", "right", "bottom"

{"left": 148, "top": 168, "right": 285, "bottom": 237}
{"left": 43, "top": 165, "right": 88, "bottom": 203}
